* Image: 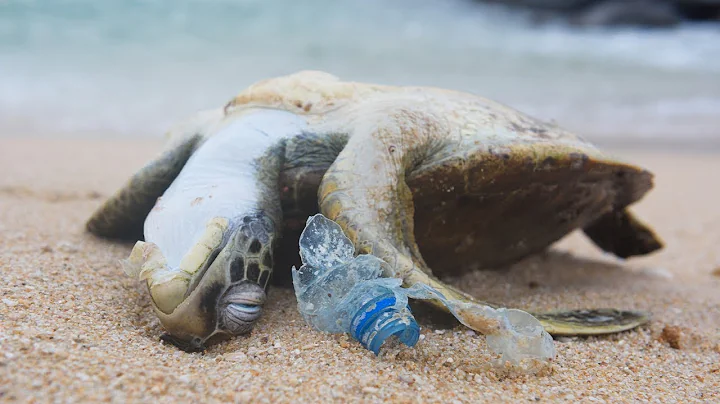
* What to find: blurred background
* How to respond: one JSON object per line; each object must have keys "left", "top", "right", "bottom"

{"left": 1, "top": 0, "right": 719, "bottom": 147}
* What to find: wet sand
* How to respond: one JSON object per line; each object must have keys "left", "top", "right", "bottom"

{"left": 1, "top": 138, "right": 718, "bottom": 402}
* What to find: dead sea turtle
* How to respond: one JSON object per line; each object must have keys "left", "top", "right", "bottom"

{"left": 86, "top": 71, "right": 662, "bottom": 351}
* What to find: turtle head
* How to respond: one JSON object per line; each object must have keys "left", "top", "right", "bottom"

{"left": 137, "top": 216, "right": 275, "bottom": 352}
{"left": 143, "top": 226, "right": 272, "bottom": 351}
{"left": 155, "top": 278, "right": 267, "bottom": 352}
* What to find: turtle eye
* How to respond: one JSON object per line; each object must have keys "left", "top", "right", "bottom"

{"left": 219, "top": 282, "right": 266, "bottom": 335}
{"left": 221, "top": 302, "right": 263, "bottom": 335}
{"left": 227, "top": 302, "right": 262, "bottom": 321}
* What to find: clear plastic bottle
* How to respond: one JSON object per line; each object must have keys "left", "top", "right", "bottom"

{"left": 292, "top": 214, "right": 420, "bottom": 355}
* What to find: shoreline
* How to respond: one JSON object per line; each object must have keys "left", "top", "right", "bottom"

{"left": 1, "top": 137, "right": 718, "bottom": 402}
{"left": 3, "top": 128, "right": 720, "bottom": 153}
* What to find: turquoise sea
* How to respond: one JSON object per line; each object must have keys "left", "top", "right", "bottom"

{"left": 2, "top": 0, "right": 719, "bottom": 145}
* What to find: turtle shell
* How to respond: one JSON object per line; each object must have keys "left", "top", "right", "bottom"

{"left": 277, "top": 133, "right": 654, "bottom": 277}
{"left": 408, "top": 142, "right": 653, "bottom": 274}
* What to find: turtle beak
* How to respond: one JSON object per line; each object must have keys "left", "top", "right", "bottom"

{"left": 159, "top": 329, "right": 235, "bottom": 352}
{"left": 159, "top": 333, "right": 207, "bottom": 352}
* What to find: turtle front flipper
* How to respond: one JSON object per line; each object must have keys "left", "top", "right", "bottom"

{"left": 318, "top": 104, "right": 536, "bottom": 338}
{"left": 401, "top": 260, "right": 650, "bottom": 336}
{"left": 86, "top": 135, "right": 202, "bottom": 240}
{"left": 583, "top": 209, "right": 663, "bottom": 259}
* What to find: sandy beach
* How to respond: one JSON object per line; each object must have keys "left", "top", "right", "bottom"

{"left": 1, "top": 137, "right": 718, "bottom": 402}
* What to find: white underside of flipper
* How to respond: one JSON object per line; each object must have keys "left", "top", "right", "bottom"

{"left": 144, "top": 109, "right": 307, "bottom": 269}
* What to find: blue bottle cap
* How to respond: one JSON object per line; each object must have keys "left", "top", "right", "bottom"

{"left": 350, "top": 294, "right": 420, "bottom": 355}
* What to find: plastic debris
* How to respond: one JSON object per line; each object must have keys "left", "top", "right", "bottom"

{"left": 400, "top": 284, "right": 556, "bottom": 364}
{"left": 292, "top": 214, "right": 555, "bottom": 364}
{"left": 292, "top": 214, "right": 420, "bottom": 354}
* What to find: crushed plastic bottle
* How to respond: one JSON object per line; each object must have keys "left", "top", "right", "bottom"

{"left": 292, "top": 214, "right": 420, "bottom": 355}
{"left": 292, "top": 214, "right": 556, "bottom": 364}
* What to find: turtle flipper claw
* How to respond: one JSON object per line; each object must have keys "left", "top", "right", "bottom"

{"left": 533, "top": 308, "right": 651, "bottom": 336}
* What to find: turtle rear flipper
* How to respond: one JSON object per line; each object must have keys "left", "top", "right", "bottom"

{"left": 86, "top": 135, "right": 202, "bottom": 240}
{"left": 584, "top": 209, "right": 663, "bottom": 259}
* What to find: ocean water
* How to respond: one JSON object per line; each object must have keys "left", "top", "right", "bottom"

{"left": 2, "top": 0, "right": 719, "bottom": 146}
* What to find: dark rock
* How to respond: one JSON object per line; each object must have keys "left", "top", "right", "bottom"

{"left": 474, "top": 0, "right": 720, "bottom": 26}
{"left": 675, "top": 1, "right": 720, "bottom": 21}
{"left": 572, "top": 0, "right": 681, "bottom": 27}
{"left": 483, "top": 0, "right": 594, "bottom": 10}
